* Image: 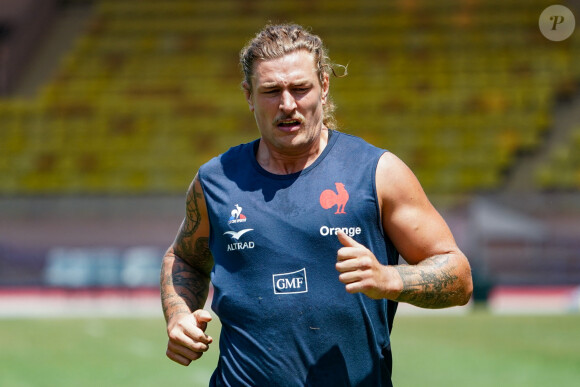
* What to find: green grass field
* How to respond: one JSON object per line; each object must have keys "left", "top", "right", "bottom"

{"left": 2, "top": 309, "right": 579, "bottom": 386}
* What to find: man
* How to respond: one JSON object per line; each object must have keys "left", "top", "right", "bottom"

{"left": 160, "top": 24, "right": 472, "bottom": 386}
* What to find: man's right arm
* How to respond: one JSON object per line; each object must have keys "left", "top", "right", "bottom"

{"left": 160, "top": 173, "right": 214, "bottom": 365}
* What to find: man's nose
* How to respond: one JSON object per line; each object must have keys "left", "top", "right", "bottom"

{"left": 279, "top": 90, "right": 297, "bottom": 112}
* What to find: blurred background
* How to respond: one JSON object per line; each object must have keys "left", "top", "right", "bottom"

{"left": 1, "top": 0, "right": 580, "bottom": 385}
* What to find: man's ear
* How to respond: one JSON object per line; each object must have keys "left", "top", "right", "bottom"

{"left": 321, "top": 73, "right": 330, "bottom": 105}
{"left": 242, "top": 81, "right": 254, "bottom": 112}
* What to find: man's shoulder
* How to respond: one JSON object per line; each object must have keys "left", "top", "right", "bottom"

{"left": 334, "top": 130, "right": 387, "bottom": 157}
{"left": 199, "top": 139, "right": 258, "bottom": 176}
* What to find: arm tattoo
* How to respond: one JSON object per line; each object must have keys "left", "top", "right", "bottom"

{"left": 161, "top": 237, "right": 212, "bottom": 321}
{"left": 160, "top": 178, "right": 214, "bottom": 322}
{"left": 393, "top": 255, "right": 462, "bottom": 309}
{"left": 173, "top": 182, "right": 203, "bottom": 260}
{"left": 161, "top": 237, "right": 213, "bottom": 320}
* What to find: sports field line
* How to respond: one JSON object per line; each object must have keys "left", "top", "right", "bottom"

{"left": 1, "top": 286, "right": 578, "bottom": 318}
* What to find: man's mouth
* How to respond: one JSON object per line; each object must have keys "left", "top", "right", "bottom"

{"left": 276, "top": 119, "right": 302, "bottom": 132}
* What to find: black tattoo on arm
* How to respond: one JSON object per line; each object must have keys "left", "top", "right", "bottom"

{"left": 173, "top": 181, "right": 203, "bottom": 261}
{"left": 160, "top": 177, "right": 214, "bottom": 322}
{"left": 393, "top": 255, "right": 464, "bottom": 309}
{"left": 161, "top": 238, "right": 212, "bottom": 321}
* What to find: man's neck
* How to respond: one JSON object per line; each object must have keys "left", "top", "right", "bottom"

{"left": 256, "top": 128, "right": 330, "bottom": 175}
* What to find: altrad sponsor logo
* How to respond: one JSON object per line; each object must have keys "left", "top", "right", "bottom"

{"left": 224, "top": 229, "right": 253, "bottom": 240}
{"left": 223, "top": 228, "right": 255, "bottom": 251}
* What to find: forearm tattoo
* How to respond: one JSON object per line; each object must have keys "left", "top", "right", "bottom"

{"left": 394, "top": 255, "right": 462, "bottom": 309}
{"left": 161, "top": 238, "right": 211, "bottom": 321}
{"left": 160, "top": 179, "right": 213, "bottom": 321}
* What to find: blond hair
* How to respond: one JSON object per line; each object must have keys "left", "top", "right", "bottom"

{"left": 240, "top": 24, "right": 346, "bottom": 129}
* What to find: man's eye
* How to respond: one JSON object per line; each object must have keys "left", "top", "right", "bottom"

{"left": 295, "top": 88, "right": 309, "bottom": 93}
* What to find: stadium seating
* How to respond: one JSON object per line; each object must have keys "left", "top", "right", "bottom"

{"left": 535, "top": 126, "right": 580, "bottom": 190}
{"left": 0, "top": 0, "right": 579, "bottom": 195}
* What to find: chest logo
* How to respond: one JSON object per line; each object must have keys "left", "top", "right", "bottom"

{"left": 273, "top": 268, "right": 308, "bottom": 295}
{"left": 224, "top": 229, "right": 253, "bottom": 240}
{"left": 320, "top": 182, "right": 349, "bottom": 214}
{"left": 228, "top": 204, "right": 247, "bottom": 224}
{"left": 224, "top": 228, "right": 255, "bottom": 251}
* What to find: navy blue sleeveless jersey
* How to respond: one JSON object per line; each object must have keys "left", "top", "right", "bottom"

{"left": 198, "top": 130, "right": 399, "bottom": 386}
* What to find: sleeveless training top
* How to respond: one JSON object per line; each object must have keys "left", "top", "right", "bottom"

{"left": 199, "top": 130, "right": 399, "bottom": 386}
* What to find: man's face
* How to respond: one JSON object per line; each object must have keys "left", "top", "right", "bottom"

{"left": 244, "top": 50, "right": 329, "bottom": 153}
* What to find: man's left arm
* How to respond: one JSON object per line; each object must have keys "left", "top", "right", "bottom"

{"left": 335, "top": 152, "right": 473, "bottom": 308}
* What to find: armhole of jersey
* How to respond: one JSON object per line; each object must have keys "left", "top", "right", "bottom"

{"left": 373, "top": 150, "right": 389, "bottom": 237}
{"left": 373, "top": 151, "right": 400, "bottom": 335}
{"left": 196, "top": 170, "right": 215, "bottom": 251}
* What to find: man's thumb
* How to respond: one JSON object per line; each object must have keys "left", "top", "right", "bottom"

{"left": 337, "top": 230, "right": 362, "bottom": 247}
{"left": 193, "top": 309, "right": 212, "bottom": 328}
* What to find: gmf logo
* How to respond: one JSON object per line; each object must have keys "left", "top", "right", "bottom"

{"left": 273, "top": 268, "right": 308, "bottom": 295}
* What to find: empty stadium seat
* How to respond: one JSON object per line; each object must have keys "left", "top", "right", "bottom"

{"left": 0, "top": 0, "right": 578, "bottom": 196}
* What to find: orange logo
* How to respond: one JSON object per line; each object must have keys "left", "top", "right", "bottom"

{"left": 319, "top": 183, "right": 349, "bottom": 214}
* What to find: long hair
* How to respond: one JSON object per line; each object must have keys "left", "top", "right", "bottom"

{"left": 240, "top": 24, "right": 346, "bottom": 129}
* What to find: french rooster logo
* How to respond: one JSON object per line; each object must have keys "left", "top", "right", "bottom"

{"left": 319, "top": 182, "right": 349, "bottom": 214}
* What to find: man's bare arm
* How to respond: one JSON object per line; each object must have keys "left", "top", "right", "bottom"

{"left": 392, "top": 253, "right": 471, "bottom": 308}
{"left": 377, "top": 153, "right": 473, "bottom": 308}
{"left": 160, "top": 238, "right": 212, "bottom": 322}
{"left": 336, "top": 231, "right": 471, "bottom": 308}
{"left": 161, "top": 174, "right": 213, "bottom": 321}
{"left": 160, "top": 174, "right": 214, "bottom": 365}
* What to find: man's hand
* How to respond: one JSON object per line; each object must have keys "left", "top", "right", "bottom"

{"left": 166, "top": 309, "right": 213, "bottom": 366}
{"left": 335, "top": 230, "right": 403, "bottom": 300}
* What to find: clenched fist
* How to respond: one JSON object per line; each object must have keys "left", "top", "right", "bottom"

{"left": 166, "top": 309, "right": 213, "bottom": 366}
{"left": 335, "top": 230, "right": 402, "bottom": 300}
